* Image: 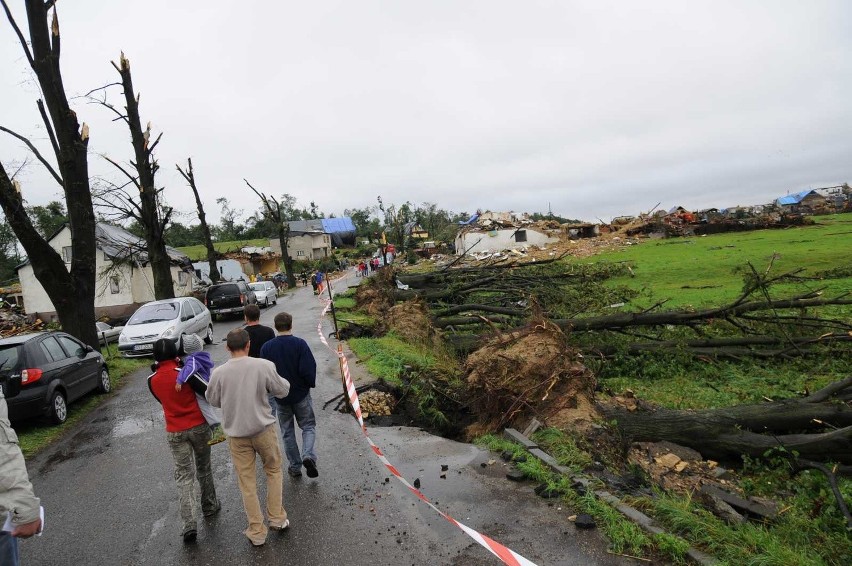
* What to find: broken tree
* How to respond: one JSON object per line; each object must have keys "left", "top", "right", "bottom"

{"left": 0, "top": 1, "right": 100, "bottom": 349}
{"left": 244, "top": 179, "right": 296, "bottom": 287}
{"left": 177, "top": 158, "right": 219, "bottom": 284}
{"left": 91, "top": 53, "right": 174, "bottom": 299}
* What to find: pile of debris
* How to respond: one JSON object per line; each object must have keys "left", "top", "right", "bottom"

{"left": 0, "top": 309, "right": 43, "bottom": 338}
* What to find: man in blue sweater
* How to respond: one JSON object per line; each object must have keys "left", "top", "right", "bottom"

{"left": 260, "top": 312, "right": 319, "bottom": 479}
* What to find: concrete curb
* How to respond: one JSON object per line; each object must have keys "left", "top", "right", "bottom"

{"left": 503, "top": 428, "right": 717, "bottom": 566}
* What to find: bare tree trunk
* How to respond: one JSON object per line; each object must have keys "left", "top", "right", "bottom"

{"left": 0, "top": 1, "right": 99, "bottom": 349}
{"left": 277, "top": 223, "right": 296, "bottom": 288}
{"left": 112, "top": 53, "right": 174, "bottom": 299}
{"left": 177, "top": 158, "right": 218, "bottom": 283}
{"left": 600, "top": 377, "right": 852, "bottom": 464}
{"left": 245, "top": 179, "right": 296, "bottom": 287}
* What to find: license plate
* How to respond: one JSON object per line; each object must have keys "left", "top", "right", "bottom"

{"left": 133, "top": 344, "right": 154, "bottom": 351}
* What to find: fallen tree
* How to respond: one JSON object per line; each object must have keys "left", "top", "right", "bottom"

{"left": 600, "top": 376, "right": 852, "bottom": 464}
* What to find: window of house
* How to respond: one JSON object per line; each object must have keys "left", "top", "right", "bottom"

{"left": 62, "top": 246, "right": 73, "bottom": 263}
{"left": 177, "top": 271, "right": 189, "bottom": 286}
{"left": 514, "top": 230, "right": 527, "bottom": 243}
{"left": 297, "top": 250, "right": 305, "bottom": 257}
{"left": 110, "top": 276, "right": 120, "bottom": 294}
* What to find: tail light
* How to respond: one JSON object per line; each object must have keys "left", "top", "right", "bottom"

{"left": 240, "top": 294, "right": 245, "bottom": 304}
{"left": 21, "top": 368, "right": 44, "bottom": 384}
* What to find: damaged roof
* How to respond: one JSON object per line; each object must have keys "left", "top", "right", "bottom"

{"left": 17, "top": 222, "right": 191, "bottom": 270}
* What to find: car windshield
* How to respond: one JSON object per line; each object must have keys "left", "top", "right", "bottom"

{"left": 0, "top": 345, "right": 22, "bottom": 374}
{"left": 249, "top": 283, "right": 265, "bottom": 292}
{"left": 128, "top": 302, "right": 180, "bottom": 325}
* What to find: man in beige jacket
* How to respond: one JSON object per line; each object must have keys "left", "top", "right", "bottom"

{"left": 206, "top": 328, "right": 290, "bottom": 547}
{"left": 1, "top": 388, "right": 42, "bottom": 565}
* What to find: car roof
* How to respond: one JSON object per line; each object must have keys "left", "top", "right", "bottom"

{"left": 140, "top": 297, "right": 192, "bottom": 305}
{"left": 0, "top": 331, "right": 62, "bottom": 346}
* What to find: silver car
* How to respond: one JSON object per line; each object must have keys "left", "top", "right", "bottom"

{"left": 117, "top": 297, "right": 213, "bottom": 357}
{"left": 249, "top": 281, "right": 278, "bottom": 307}
{"left": 95, "top": 321, "right": 124, "bottom": 345}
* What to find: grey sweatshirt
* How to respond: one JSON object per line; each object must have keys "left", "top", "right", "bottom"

{"left": 0, "top": 391, "right": 41, "bottom": 526}
{"left": 206, "top": 356, "right": 290, "bottom": 438}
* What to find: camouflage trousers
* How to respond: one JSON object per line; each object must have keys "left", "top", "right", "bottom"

{"left": 166, "top": 423, "right": 219, "bottom": 533}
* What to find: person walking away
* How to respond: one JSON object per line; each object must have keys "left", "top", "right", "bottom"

{"left": 244, "top": 304, "right": 275, "bottom": 358}
{"left": 175, "top": 334, "right": 225, "bottom": 445}
{"left": 315, "top": 271, "right": 324, "bottom": 294}
{"left": 1, "top": 388, "right": 42, "bottom": 566}
{"left": 206, "top": 329, "right": 291, "bottom": 547}
{"left": 260, "top": 312, "right": 319, "bottom": 479}
{"left": 147, "top": 339, "right": 220, "bottom": 543}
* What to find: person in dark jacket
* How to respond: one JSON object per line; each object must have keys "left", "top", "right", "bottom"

{"left": 243, "top": 304, "right": 275, "bottom": 359}
{"left": 260, "top": 311, "right": 319, "bottom": 479}
{"left": 148, "top": 339, "right": 220, "bottom": 542}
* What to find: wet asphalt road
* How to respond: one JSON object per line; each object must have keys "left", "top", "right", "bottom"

{"left": 19, "top": 273, "right": 631, "bottom": 566}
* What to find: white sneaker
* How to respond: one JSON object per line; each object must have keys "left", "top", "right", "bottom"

{"left": 270, "top": 519, "right": 290, "bottom": 531}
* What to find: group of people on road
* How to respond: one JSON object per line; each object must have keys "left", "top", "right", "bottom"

{"left": 147, "top": 302, "right": 319, "bottom": 547}
{"left": 0, "top": 288, "right": 321, "bottom": 563}
{"left": 355, "top": 257, "right": 381, "bottom": 277}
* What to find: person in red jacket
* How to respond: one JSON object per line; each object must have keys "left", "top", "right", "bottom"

{"left": 148, "top": 339, "right": 220, "bottom": 543}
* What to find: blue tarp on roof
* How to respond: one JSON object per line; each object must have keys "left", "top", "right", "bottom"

{"left": 776, "top": 190, "right": 816, "bottom": 206}
{"left": 321, "top": 217, "right": 356, "bottom": 234}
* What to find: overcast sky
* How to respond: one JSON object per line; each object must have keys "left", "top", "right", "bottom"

{"left": 1, "top": 0, "right": 850, "bottom": 225}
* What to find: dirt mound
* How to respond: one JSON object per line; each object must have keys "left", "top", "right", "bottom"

{"left": 354, "top": 269, "right": 396, "bottom": 325}
{"left": 462, "top": 321, "right": 596, "bottom": 438}
{"left": 387, "top": 299, "right": 432, "bottom": 344}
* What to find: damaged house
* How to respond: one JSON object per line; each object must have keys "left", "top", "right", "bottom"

{"left": 454, "top": 211, "right": 559, "bottom": 255}
{"left": 17, "top": 222, "right": 194, "bottom": 321}
{"left": 270, "top": 220, "right": 332, "bottom": 261}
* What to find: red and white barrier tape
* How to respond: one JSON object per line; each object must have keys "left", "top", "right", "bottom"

{"left": 316, "top": 293, "right": 538, "bottom": 566}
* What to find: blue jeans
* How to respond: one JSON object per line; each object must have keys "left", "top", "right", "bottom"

{"left": 274, "top": 394, "right": 317, "bottom": 473}
{"left": 0, "top": 531, "right": 18, "bottom": 566}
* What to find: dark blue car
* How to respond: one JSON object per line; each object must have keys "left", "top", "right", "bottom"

{"left": 0, "top": 332, "right": 109, "bottom": 425}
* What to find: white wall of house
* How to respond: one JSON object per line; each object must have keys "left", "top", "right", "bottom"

{"left": 18, "top": 226, "right": 194, "bottom": 319}
{"left": 455, "top": 228, "right": 558, "bottom": 255}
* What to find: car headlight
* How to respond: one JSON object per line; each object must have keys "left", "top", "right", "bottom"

{"left": 161, "top": 326, "right": 179, "bottom": 339}
{"left": 118, "top": 333, "right": 130, "bottom": 344}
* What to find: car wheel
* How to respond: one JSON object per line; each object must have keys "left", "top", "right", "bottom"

{"left": 204, "top": 325, "right": 214, "bottom": 345}
{"left": 97, "top": 367, "right": 111, "bottom": 393}
{"left": 48, "top": 390, "right": 68, "bottom": 425}
{"left": 273, "top": 298, "right": 277, "bottom": 305}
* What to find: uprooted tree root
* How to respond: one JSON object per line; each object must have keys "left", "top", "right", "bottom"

{"left": 462, "top": 320, "right": 597, "bottom": 439}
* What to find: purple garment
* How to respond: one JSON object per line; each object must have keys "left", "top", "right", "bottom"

{"left": 176, "top": 351, "right": 214, "bottom": 385}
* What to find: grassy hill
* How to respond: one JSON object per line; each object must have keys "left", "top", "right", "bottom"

{"left": 587, "top": 213, "right": 852, "bottom": 309}
{"left": 176, "top": 238, "right": 270, "bottom": 262}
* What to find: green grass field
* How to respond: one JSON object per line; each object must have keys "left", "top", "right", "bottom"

{"left": 176, "top": 238, "right": 270, "bottom": 262}
{"left": 588, "top": 213, "right": 852, "bottom": 309}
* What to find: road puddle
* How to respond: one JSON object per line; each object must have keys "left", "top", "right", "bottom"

{"left": 111, "top": 416, "right": 156, "bottom": 439}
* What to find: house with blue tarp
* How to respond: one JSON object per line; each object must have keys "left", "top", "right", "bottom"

{"left": 775, "top": 190, "right": 826, "bottom": 211}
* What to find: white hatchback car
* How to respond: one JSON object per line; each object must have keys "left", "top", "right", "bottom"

{"left": 118, "top": 297, "right": 213, "bottom": 357}
{"left": 249, "top": 281, "right": 278, "bottom": 307}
